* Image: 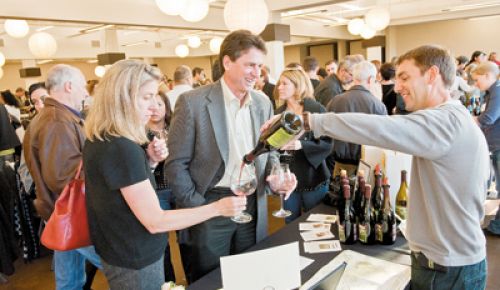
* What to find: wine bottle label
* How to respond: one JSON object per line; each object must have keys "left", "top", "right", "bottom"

{"left": 359, "top": 224, "right": 367, "bottom": 243}
{"left": 267, "top": 128, "right": 293, "bottom": 148}
{"left": 339, "top": 225, "right": 346, "bottom": 242}
{"left": 375, "top": 224, "right": 383, "bottom": 242}
{"left": 396, "top": 206, "right": 407, "bottom": 220}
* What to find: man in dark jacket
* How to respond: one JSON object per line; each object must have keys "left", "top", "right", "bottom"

{"left": 326, "top": 60, "right": 387, "bottom": 171}
{"left": 314, "top": 55, "right": 361, "bottom": 107}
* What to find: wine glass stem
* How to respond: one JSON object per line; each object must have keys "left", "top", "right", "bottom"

{"left": 280, "top": 194, "right": 286, "bottom": 211}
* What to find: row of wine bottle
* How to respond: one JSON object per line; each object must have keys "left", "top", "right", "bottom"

{"left": 338, "top": 166, "right": 408, "bottom": 246}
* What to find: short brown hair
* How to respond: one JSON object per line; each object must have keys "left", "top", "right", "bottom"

{"left": 219, "top": 30, "right": 266, "bottom": 74}
{"left": 302, "top": 57, "right": 318, "bottom": 72}
{"left": 396, "top": 45, "right": 456, "bottom": 88}
{"left": 174, "top": 65, "right": 192, "bottom": 82}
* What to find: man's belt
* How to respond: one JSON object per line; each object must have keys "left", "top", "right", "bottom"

{"left": 411, "top": 252, "right": 449, "bottom": 273}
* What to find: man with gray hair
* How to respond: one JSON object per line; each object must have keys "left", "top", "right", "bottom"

{"left": 314, "top": 55, "right": 362, "bottom": 107}
{"left": 167, "top": 65, "right": 193, "bottom": 110}
{"left": 326, "top": 60, "right": 387, "bottom": 172}
{"left": 24, "top": 64, "right": 102, "bottom": 290}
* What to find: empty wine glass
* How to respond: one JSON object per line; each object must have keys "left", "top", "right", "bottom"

{"left": 268, "top": 163, "right": 293, "bottom": 218}
{"left": 230, "top": 163, "right": 257, "bottom": 223}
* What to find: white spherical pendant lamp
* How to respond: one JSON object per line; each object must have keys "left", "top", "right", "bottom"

{"left": 180, "top": 0, "right": 209, "bottom": 22}
{"left": 187, "top": 36, "right": 201, "bottom": 48}
{"left": 360, "top": 25, "right": 376, "bottom": 39}
{"left": 95, "top": 66, "right": 106, "bottom": 78}
{"left": 4, "top": 19, "right": 29, "bottom": 38}
{"left": 347, "top": 18, "right": 364, "bottom": 35}
{"left": 224, "top": 0, "right": 269, "bottom": 34}
{"left": 365, "top": 7, "right": 390, "bottom": 31}
{"left": 0, "top": 52, "right": 5, "bottom": 67}
{"left": 155, "top": 0, "right": 187, "bottom": 16}
{"left": 175, "top": 44, "right": 189, "bottom": 58}
{"left": 209, "top": 37, "right": 223, "bottom": 54}
{"left": 28, "top": 32, "right": 58, "bottom": 58}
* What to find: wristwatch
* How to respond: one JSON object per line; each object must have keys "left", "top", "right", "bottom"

{"left": 302, "top": 112, "right": 311, "bottom": 132}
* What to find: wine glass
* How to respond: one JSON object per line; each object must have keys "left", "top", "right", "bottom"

{"left": 268, "top": 163, "right": 293, "bottom": 218}
{"left": 230, "top": 163, "right": 257, "bottom": 223}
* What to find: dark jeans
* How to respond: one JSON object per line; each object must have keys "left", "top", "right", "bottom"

{"left": 488, "top": 150, "right": 500, "bottom": 234}
{"left": 411, "top": 254, "right": 487, "bottom": 290}
{"left": 157, "top": 189, "right": 176, "bottom": 283}
{"left": 181, "top": 188, "right": 257, "bottom": 283}
{"left": 284, "top": 182, "right": 328, "bottom": 223}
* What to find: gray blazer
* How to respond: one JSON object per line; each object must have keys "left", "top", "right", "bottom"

{"left": 165, "top": 81, "right": 277, "bottom": 242}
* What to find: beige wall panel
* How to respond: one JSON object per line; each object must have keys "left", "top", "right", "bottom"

{"left": 284, "top": 46, "right": 301, "bottom": 67}
{"left": 349, "top": 40, "right": 366, "bottom": 59}
{"left": 391, "top": 17, "right": 500, "bottom": 57}
{"left": 309, "top": 44, "right": 335, "bottom": 68}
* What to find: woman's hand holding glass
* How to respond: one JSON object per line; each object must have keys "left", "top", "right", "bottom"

{"left": 214, "top": 196, "right": 247, "bottom": 217}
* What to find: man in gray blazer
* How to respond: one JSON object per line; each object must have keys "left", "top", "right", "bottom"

{"left": 165, "top": 30, "right": 281, "bottom": 283}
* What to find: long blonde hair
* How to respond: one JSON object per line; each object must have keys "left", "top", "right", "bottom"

{"left": 85, "top": 59, "right": 161, "bottom": 144}
{"left": 276, "top": 67, "right": 314, "bottom": 103}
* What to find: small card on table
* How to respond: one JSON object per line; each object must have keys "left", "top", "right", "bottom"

{"left": 304, "top": 240, "right": 342, "bottom": 254}
{"left": 300, "top": 230, "right": 334, "bottom": 242}
{"left": 299, "top": 222, "right": 331, "bottom": 231}
{"left": 306, "top": 214, "right": 338, "bottom": 224}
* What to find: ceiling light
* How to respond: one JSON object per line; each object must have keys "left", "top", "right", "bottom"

{"left": 29, "top": 32, "right": 58, "bottom": 58}
{"left": 95, "top": 65, "right": 106, "bottom": 78}
{"left": 365, "top": 7, "right": 391, "bottom": 31}
{"left": 209, "top": 37, "right": 223, "bottom": 54}
{"left": 347, "top": 18, "right": 364, "bottom": 35}
{"left": 180, "top": 0, "right": 210, "bottom": 22}
{"left": 175, "top": 44, "right": 189, "bottom": 58}
{"left": 281, "top": 9, "right": 327, "bottom": 18}
{"left": 187, "top": 36, "right": 201, "bottom": 48}
{"left": 156, "top": 0, "right": 187, "bottom": 16}
{"left": 224, "top": 0, "right": 269, "bottom": 34}
{"left": 87, "top": 59, "right": 98, "bottom": 64}
{"left": 4, "top": 19, "right": 30, "bottom": 38}
{"left": 360, "top": 24, "right": 376, "bottom": 39}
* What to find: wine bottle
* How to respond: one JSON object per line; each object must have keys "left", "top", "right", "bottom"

{"left": 395, "top": 170, "right": 409, "bottom": 220}
{"left": 359, "top": 185, "right": 376, "bottom": 245}
{"left": 371, "top": 165, "right": 383, "bottom": 221}
{"left": 353, "top": 170, "right": 365, "bottom": 222}
{"left": 376, "top": 178, "right": 397, "bottom": 245}
{"left": 243, "top": 111, "right": 302, "bottom": 164}
{"left": 339, "top": 184, "right": 357, "bottom": 244}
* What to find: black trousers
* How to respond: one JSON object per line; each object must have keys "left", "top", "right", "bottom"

{"left": 181, "top": 188, "right": 257, "bottom": 283}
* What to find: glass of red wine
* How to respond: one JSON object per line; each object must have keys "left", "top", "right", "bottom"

{"left": 230, "top": 163, "right": 257, "bottom": 223}
{"left": 268, "top": 163, "right": 293, "bottom": 218}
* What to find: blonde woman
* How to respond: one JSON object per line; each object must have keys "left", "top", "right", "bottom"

{"left": 83, "top": 60, "right": 246, "bottom": 289}
{"left": 275, "top": 67, "right": 333, "bottom": 223}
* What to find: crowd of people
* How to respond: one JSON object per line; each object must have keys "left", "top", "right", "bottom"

{"left": 0, "top": 28, "right": 498, "bottom": 290}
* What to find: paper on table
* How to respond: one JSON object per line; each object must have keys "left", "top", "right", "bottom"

{"left": 307, "top": 214, "right": 337, "bottom": 223}
{"left": 299, "top": 222, "right": 331, "bottom": 231}
{"left": 300, "top": 250, "right": 411, "bottom": 290}
{"left": 300, "top": 256, "right": 314, "bottom": 270}
{"left": 220, "top": 242, "right": 301, "bottom": 290}
{"left": 300, "top": 230, "right": 335, "bottom": 242}
{"left": 304, "top": 240, "right": 342, "bottom": 253}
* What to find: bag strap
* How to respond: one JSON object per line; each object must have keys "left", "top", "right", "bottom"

{"left": 75, "top": 160, "right": 83, "bottom": 179}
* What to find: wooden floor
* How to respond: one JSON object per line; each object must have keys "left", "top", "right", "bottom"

{"left": 1, "top": 197, "right": 499, "bottom": 290}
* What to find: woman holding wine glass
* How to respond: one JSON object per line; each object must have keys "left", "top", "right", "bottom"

{"left": 275, "top": 67, "right": 333, "bottom": 223}
{"left": 146, "top": 90, "right": 177, "bottom": 283}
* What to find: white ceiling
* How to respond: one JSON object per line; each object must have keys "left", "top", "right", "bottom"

{"left": 1, "top": 0, "right": 499, "bottom": 62}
